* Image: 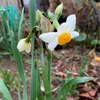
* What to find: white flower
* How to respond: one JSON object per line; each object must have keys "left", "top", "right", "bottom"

{"left": 39, "top": 14, "right": 79, "bottom": 51}
{"left": 17, "top": 38, "right": 31, "bottom": 53}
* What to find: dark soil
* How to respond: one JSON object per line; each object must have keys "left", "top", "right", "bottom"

{"left": 0, "top": 46, "right": 100, "bottom": 100}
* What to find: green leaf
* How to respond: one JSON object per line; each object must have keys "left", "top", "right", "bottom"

{"left": 48, "top": 12, "right": 55, "bottom": 21}
{"left": 0, "top": 77, "right": 12, "bottom": 100}
{"left": 30, "top": 60, "right": 38, "bottom": 100}
{"left": 98, "top": 40, "right": 100, "bottom": 44}
{"left": 0, "top": 52, "right": 11, "bottom": 55}
{"left": 0, "top": 37, "right": 3, "bottom": 42}
{"left": 37, "top": 62, "right": 44, "bottom": 100}
{"left": 73, "top": 33, "right": 87, "bottom": 42}
{"left": 18, "top": 8, "right": 24, "bottom": 41}
{"left": 91, "top": 39, "right": 100, "bottom": 45}
{"left": 29, "top": 0, "right": 37, "bottom": 100}
{"left": 56, "top": 77, "right": 91, "bottom": 100}
{"left": 7, "top": 21, "right": 27, "bottom": 100}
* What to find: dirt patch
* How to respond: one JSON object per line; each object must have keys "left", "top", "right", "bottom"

{"left": 0, "top": 46, "right": 100, "bottom": 100}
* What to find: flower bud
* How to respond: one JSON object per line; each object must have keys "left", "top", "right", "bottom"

{"left": 36, "top": 10, "right": 42, "bottom": 22}
{"left": 55, "top": 3, "right": 63, "bottom": 19}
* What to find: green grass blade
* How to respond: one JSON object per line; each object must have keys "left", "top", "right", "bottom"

{"left": 0, "top": 77, "right": 12, "bottom": 100}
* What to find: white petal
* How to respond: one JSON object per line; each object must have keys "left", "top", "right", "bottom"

{"left": 57, "top": 23, "right": 70, "bottom": 35}
{"left": 66, "top": 14, "right": 76, "bottom": 32}
{"left": 25, "top": 43, "right": 31, "bottom": 53}
{"left": 48, "top": 38, "right": 58, "bottom": 51}
{"left": 66, "top": 14, "right": 76, "bottom": 24}
{"left": 17, "top": 39, "right": 26, "bottom": 51}
{"left": 70, "top": 31, "right": 79, "bottom": 38}
{"left": 17, "top": 38, "right": 31, "bottom": 53}
{"left": 39, "top": 32, "right": 57, "bottom": 43}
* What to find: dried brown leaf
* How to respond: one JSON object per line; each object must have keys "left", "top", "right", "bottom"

{"left": 54, "top": 71, "right": 66, "bottom": 77}
{"left": 40, "top": 16, "right": 53, "bottom": 33}
{"left": 80, "top": 92, "right": 95, "bottom": 100}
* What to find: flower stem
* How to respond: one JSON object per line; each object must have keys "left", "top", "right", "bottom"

{"left": 40, "top": 41, "right": 52, "bottom": 100}
{"left": 29, "top": 0, "right": 37, "bottom": 100}
{"left": 47, "top": 50, "right": 52, "bottom": 99}
{"left": 53, "top": 18, "right": 60, "bottom": 29}
{"left": 25, "top": 26, "right": 39, "bottom": 43}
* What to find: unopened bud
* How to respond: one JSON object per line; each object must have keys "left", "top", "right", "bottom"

{"left": 36, "top": 10, "right": 42, "bottom": 22}
{"left": 55, "top": 3, "right": 63, "bottom": 19}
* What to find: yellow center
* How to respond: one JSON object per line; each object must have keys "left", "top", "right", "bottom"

{"left": 58, "top": 33, "right": 72, "bottom": 45}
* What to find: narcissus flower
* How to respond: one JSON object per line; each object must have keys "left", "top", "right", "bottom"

{"left": 39, "top": 14, "right": 79, "bottom": 51}
{"left": 17, "top": 38, "right": 31, "bottom": 53}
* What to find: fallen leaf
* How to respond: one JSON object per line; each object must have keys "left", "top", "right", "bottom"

{"left": 81, "top": 85, "right": 92, "bottom": 92}
{"left": 80, "top": 92, "right": 95, "bottom": 100}
{"left": 66, "top": 96, "right": 75, "bottom": 100}
{"left": 93, "top": 52, "right": 100, "bottom": 62}
{"left": 54, "top": 71, "right": 66, "bottom": 77}
{"left": 94, "top": 56, "right": 100, "bottom": 62}
{"left": 89, "top": 88, "right": 98, "bottom": 97}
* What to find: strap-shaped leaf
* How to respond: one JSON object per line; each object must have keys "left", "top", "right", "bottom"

{"left": 0, "top": 77, "right": 12, "bottom": 100}
{"left": 56, "top": 77, "right": 91, "bottom": 100}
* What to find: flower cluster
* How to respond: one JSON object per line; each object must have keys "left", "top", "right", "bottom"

{"left": 17, "top": 14, "right": 79, "bottom": 52}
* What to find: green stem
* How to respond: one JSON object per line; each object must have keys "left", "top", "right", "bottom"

{"left": 40, "top": 39, "right": 52, "bottom": 100}
{"left": 47, "top": 50, "right": 52, "bottom": 99}
{"left": 53, "top": 18, "right": 60, "bottom": 29}
{"left": 48, "top": 50, "right": 52, "bottom": 82}
{"left": 25, "top": 26, "right": 39, "bottom": 43}
{"left": 29, "top": 0, "right": 36, "bottom": 100}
